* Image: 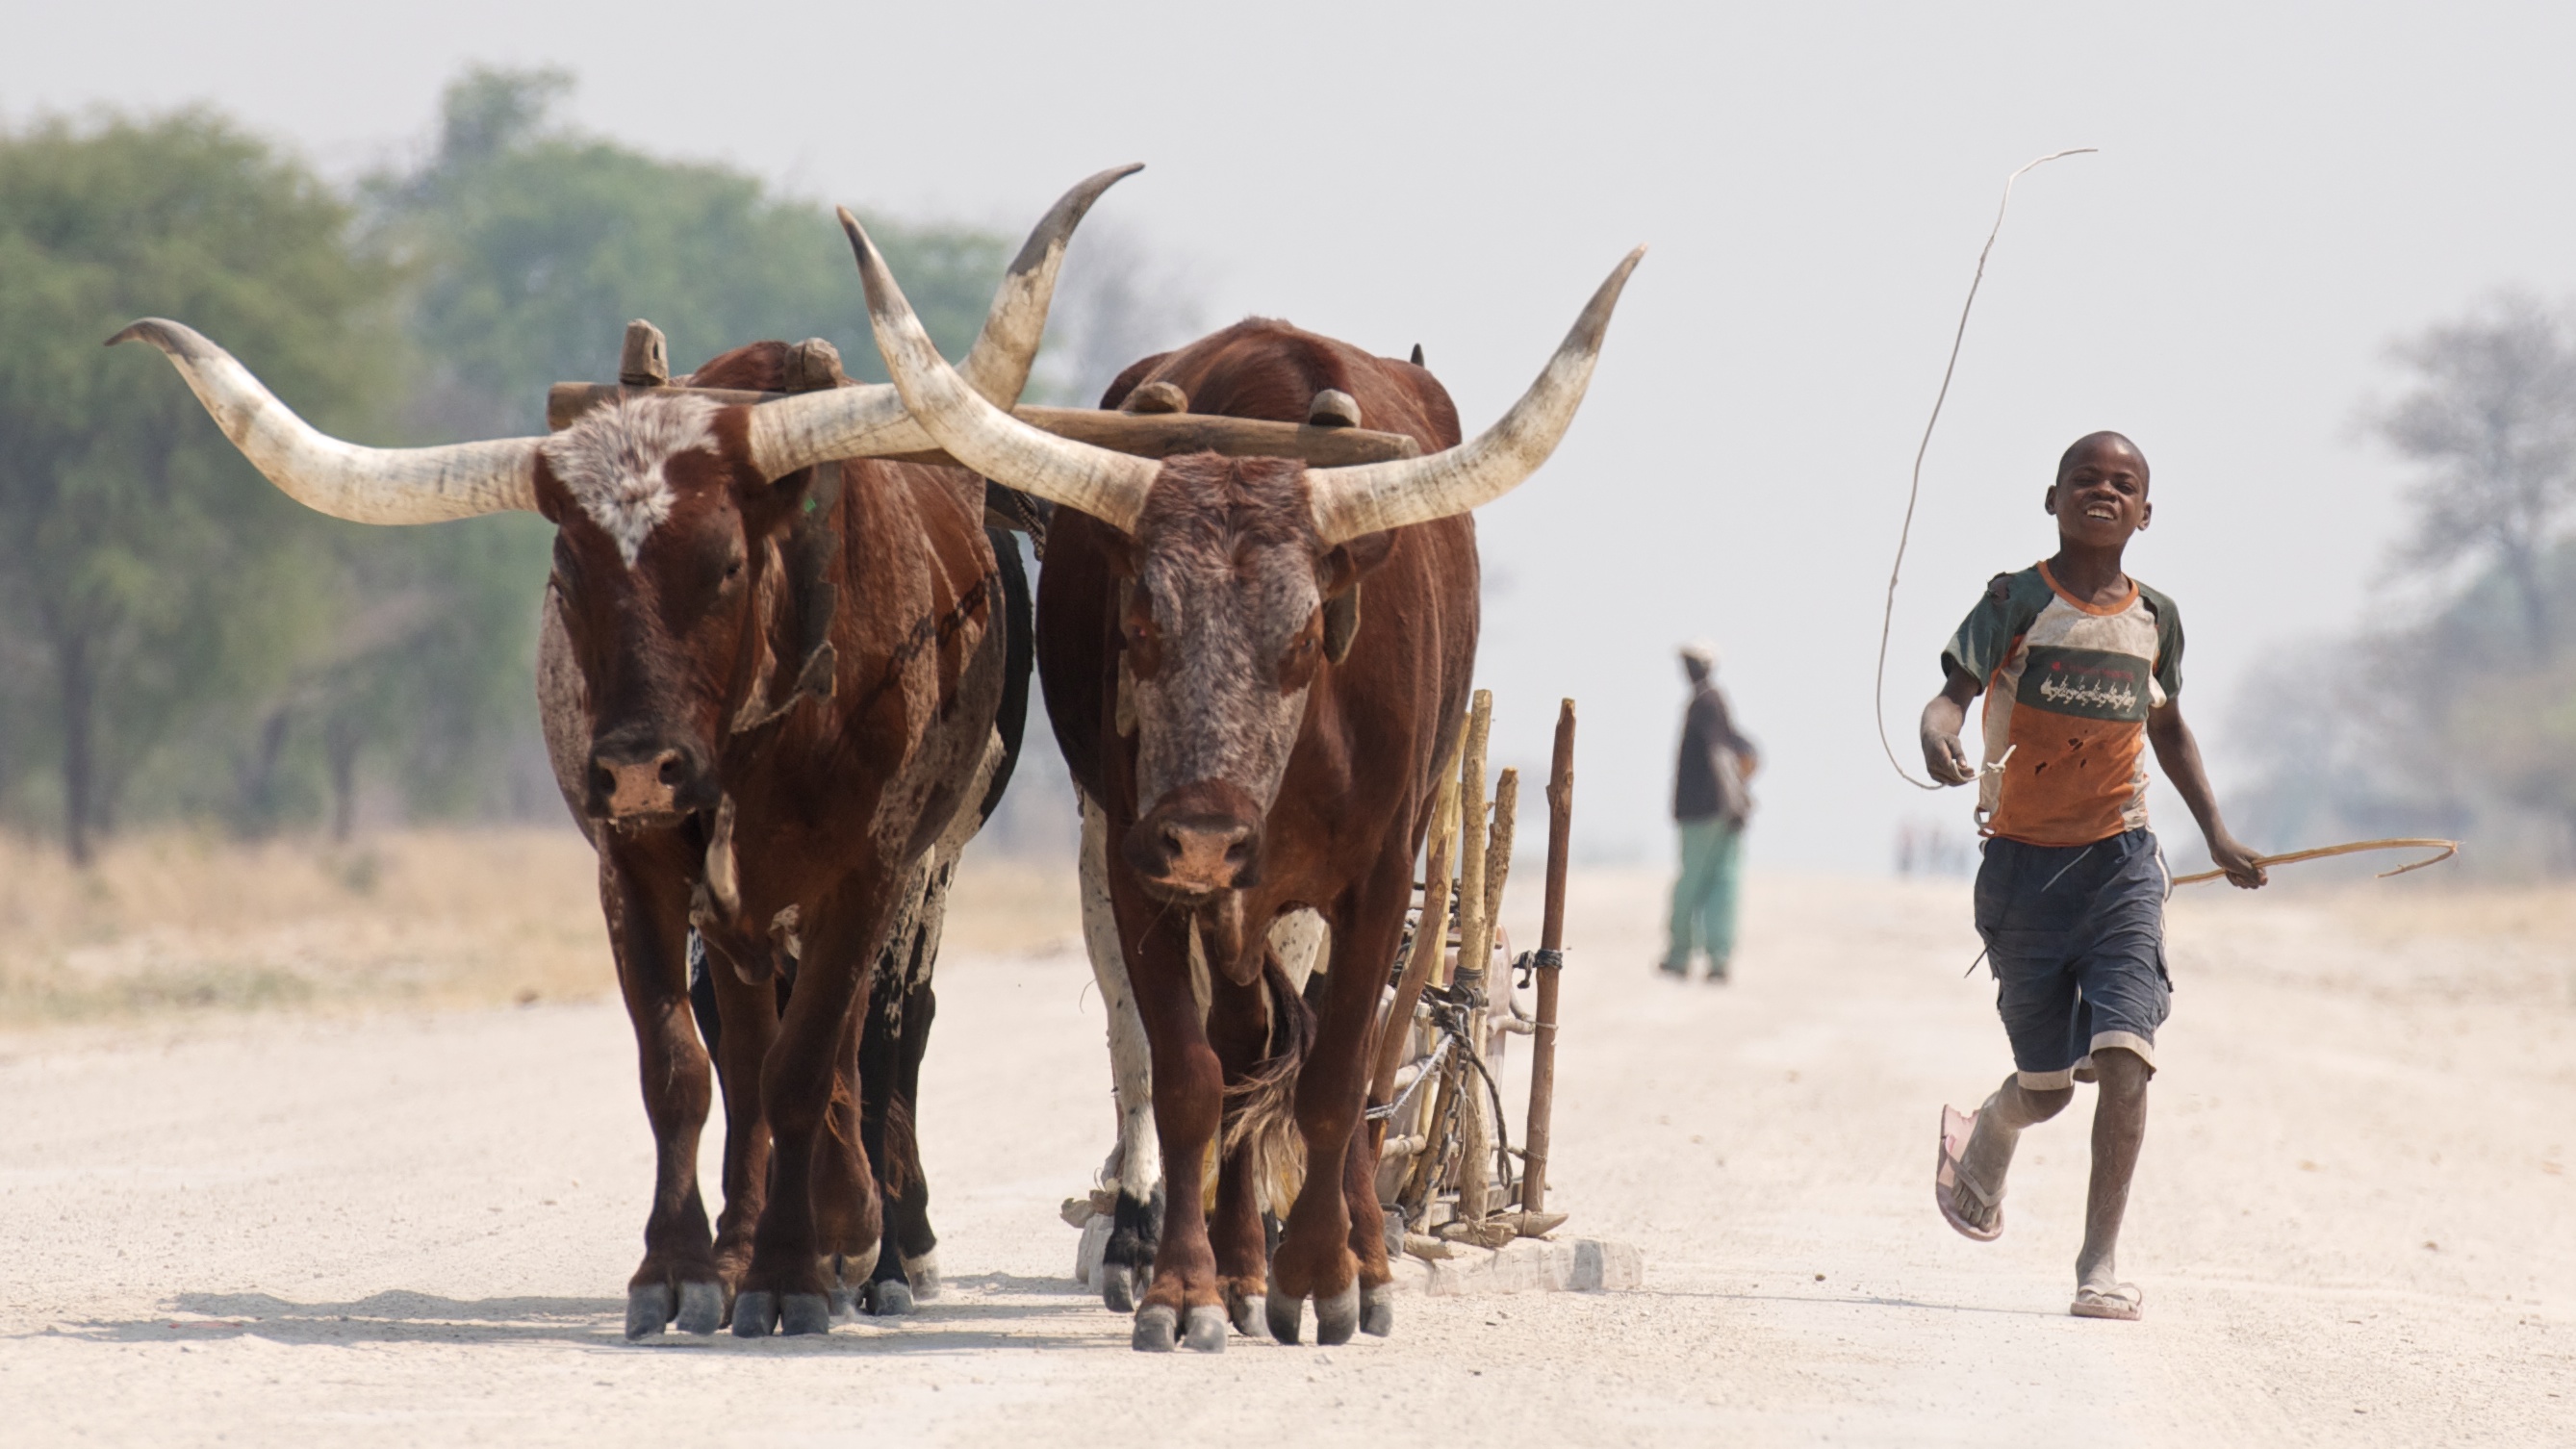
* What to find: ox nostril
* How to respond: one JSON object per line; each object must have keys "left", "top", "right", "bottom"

{"left": 590, "top": 764, "right": 616, "bottom": 801}
{"left": 1160, "top": 826, "right": 1187, "bottom": 862}
{"left": 656, "top": 751, "right": 685, "bottom": 786}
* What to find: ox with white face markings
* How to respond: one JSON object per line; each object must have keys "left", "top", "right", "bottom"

{"left": 109, "top": 165, "right": 1144, "bottom": 1345}
{"left": 540, "top": 394, "right": 724, "bottom": 568}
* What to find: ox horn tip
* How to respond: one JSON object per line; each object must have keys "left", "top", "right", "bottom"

{"left": 835, "top": 207, "right": 880, "bottom": 267}
{"left": 835, "top": 209, "right": 906, "bottom": 327}
{"left": 1002, "top": 163, "right": 1146, "bottom": 278}
{"left": 106, "top": 318, "right": 191, "bottom": 353}
{"left": 1569, "top": 246, "right": 1649, "bottom": 346}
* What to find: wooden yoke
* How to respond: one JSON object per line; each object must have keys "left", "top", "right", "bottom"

{"left": 548, "top": 355, "right": 1425, "bottom": 466}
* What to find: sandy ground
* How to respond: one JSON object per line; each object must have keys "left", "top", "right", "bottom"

{"left": 0, "top": 848, "right": 2569, "bottom": 1446}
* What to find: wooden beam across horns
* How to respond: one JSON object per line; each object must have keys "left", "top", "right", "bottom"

{"left": 544, "top": 382, "right": 1424, "bottom": 465}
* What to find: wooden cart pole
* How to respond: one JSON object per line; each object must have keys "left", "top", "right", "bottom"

{"left": 1370, "top": 758, "right": 1461, "bottom": 1104}
{"left": 1520, "top": 699, "right": 1576, "bottom": 1216}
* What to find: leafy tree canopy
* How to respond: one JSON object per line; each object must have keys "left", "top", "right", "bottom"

{"left": 0, "top": 112, "right": 401, "bottom": 857}
{"left": 370, "top": 66, "right": 1009, "bottom": 436}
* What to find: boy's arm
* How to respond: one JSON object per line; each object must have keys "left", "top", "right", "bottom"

{"left": 2146, "top": 699, "right": 2267, "bottom": 888}
{"left": 1919, "top": 667, "right": 1981, "bottom": 785}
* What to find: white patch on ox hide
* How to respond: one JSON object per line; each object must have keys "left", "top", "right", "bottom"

{"left": 541, "top": 394, "right": 723, "bottom": 567}
{"left": 1081, "top": 792, "right": 1161, "bottom": 1203}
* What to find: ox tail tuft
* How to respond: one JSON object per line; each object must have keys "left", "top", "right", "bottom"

{"left": 1219, "top": 942, "right": 1317, "bottom": 1215}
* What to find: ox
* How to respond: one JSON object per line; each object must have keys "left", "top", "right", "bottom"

{"left": 842, "top": 209, "right": 1640, "bottom": 1352}
{"left": 111, "top": 166, "right": 1133, "bottom": 1338}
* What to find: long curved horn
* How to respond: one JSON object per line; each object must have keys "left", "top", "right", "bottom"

{"left": 839, "top": 207, "right": 1159, "bottom": 534}
{"left": 746, "top": 163, "right": 1143, "bottom": 481}
{"left": 107, "top": 319, "right": 541, "bottom": 523}
{"left": 1305, "top": 247, "right": 1645, "bottom": 546}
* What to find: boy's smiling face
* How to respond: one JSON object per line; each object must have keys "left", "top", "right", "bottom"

{"left": 2045, "top": 432, "right": 2152, "bottom": 547}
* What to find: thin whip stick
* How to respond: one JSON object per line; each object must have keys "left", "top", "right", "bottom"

{"left": 1875, "top": 147, "right": 2097, "bottom": 789}
{"left": 2170, "top": 837, "right": 2460, "bottom": 887}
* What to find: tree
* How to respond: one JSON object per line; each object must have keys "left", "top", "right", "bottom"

{"left": 0, "top": 113, "right": 403, "bottom": 861}
{"left": 368, "top": 66, "right": 1014, "bottom": 436}
{"left": 2376, "top": 294, "right": 2576, "bottom": 661}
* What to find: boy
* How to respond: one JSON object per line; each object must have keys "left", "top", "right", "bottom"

{"left": 1919, "top": 431, "right": 2266, "bottom": 1321}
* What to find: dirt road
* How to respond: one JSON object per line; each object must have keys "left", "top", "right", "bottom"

{"left": 1, "top": 868, "right": 2567, "bottom": 1445}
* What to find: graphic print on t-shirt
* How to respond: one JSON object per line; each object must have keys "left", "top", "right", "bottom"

{"left": 2021, "top": 647, "right": 2150, "bottom": 721}
{"left": 1941, "top": 562, "right": 2183, "bottom": 848}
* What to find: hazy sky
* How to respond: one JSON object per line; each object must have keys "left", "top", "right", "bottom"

{"left": 11, "top": 2, "right": 2574, "bottom": 871}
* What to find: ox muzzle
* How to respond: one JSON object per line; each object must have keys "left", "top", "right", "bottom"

{"left": 585, "top": 726, "right": 716, "bottom": 822}
{"left": 1124, "top": 779, "right": 1266, "bottom": 901}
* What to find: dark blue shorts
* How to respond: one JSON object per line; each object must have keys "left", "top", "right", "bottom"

{"left": 1974, "top": 828, "right": 2171, "bottom": 1088}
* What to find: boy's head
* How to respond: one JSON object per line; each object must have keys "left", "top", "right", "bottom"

{"left": 2045, "top": 431, "right": 2151, "bottom": 548}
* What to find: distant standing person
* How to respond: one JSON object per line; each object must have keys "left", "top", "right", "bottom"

{"left": 1664, "top": 641, "right": 1756, "bottom": 982}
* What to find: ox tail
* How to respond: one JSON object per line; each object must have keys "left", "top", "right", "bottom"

{"left": 1218, "top": 943, "right": 1317, "bottom": 1216}
{"left": 972, "top": 526, "right": 1033, "bottom": 826}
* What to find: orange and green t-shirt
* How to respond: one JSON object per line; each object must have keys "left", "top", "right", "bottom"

{"left": 1941, "top": 562, "right": 2183, "bottom": 848}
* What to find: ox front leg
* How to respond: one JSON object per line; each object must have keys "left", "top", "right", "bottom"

{"left": 599, "top": 834, "right": 727, "bottom": 1339}
{"left": 1269, "top": 862, "right": 1412, "bottom": 1347}
{"left": 1080, "top": 793, "right": 1161, "bottom": 1313}
{"left": 1122, "top": 910, "right": 1232, "bottom": 1354}
{"left": 734, "top": 879, "right": 897, "bottom": 1338}
{"left": 1206, "top": 959, "right": 1284, "bottom": 1340}
{"left": 701, "top": 957, "right": 781, "bottom": 1311}
{"left": 811, "top": 998, "right": 883, "bottom": 1325}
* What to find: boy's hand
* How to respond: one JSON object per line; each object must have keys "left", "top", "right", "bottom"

{"left": 1922, "top": 726, "right": 1976, "bottom": 785}
{"left": 2206, "top": 832, "right": 2268, "bottom": 889}
{"left": 1920, "top": 679, "right": 1978, "bottom": 786}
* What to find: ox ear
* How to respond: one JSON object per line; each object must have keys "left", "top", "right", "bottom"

{"left": 1322, "top": 589, "right": 1361, "bottom": 665}
{"left": 1319, "top": 529, "right": 1394, "bottom": 597}
{"left": 1317, "top": 529, "right": 1394, "bottom": 665}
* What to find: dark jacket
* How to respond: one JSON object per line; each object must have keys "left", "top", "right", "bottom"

{"left": 1673, "top": 682, "right": 1753, "bottom": 825}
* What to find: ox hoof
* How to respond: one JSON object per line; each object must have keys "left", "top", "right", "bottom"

{"left": 1314, "top": 1282, "right": 1361, "bottom": 1347}
{"left": 1265, "top": 1289, "right": 1304, "bottom": 1346}
{"left": 624, "top": 1284, "right": 672, "bottom": 1340}
{"left": 1183, "top": 1305, "right": 1229, "bottom": 1354}
{"left": 1226, "top": 1287, "right": 1267, "bottom": 1339}
{"left": 1100, "top": 1262, "right": 1136, "bottom": 1314}
{"left": 1132, "top": 1304, "right": 1179, "bottom": 1353}
{"left": 778, "top": 1293, "right": 833, "bottom": 1336}
{"left": 675, "top": 1282, "right": 725, "bottom": 1335}
{"left": 1359, "top": 1283, "right": 1395, "bottom": 1338}
{"left": 864, "top": 1279, "right": 915, "bottom": 1317}
{"left": 903, "top": 1250, "right": 943, "bottom": 1301}
{"left": 731, "top": 1289, "right": 778, "bottom": 1338}
{"left": 826, "top": 1286, "right": 860, "bottom": 1323}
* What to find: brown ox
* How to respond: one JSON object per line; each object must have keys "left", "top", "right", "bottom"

{"left": 843, "top": 211, "right": 1640, "bottom": 1352}
{"left": 111, "top": 167, "right": 1132, "bottom": 1339}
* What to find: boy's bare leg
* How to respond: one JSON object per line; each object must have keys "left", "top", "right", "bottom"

{"left": 1948, "top": 1074, "right": 2074, "bottom": 1233}
{"left": 2076, "top": 1047, "right": 2149, "bottom": 1295}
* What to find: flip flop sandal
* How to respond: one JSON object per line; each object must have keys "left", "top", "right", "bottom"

{"left": 1935, "top": 1104, "right": 2003, "bottom": 1242}
{"left": 2070, "top": 1283, "right": 2144, "bottom": 1320}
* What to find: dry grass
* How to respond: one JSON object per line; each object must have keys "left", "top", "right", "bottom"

{"left": 0, "top": 826, "right": 608, "bottom": 1025}
{"left": 0, "top": 827, "right": 1084, "bottom": 1028}
{"left": 6, "top": 825, "right": 2561, "bottom": 1030}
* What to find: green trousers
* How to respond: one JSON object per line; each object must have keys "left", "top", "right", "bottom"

{"left": 1666, "top": 815, "right": 1745, "bottom": 974}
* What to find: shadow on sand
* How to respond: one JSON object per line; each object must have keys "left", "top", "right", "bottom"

{"left": 35, "top": 1283, "right": 1120, "bottom": 1354}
